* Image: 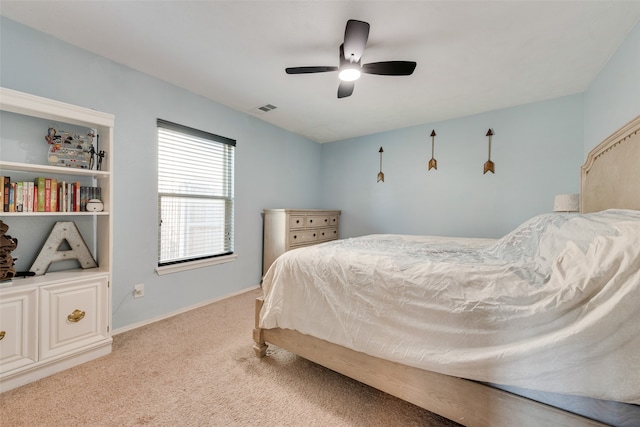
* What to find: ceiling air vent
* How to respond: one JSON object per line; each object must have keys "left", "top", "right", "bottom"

{"left": 252, "top": 104, "right": 278, "bottom": 114}
{"left": 259, "top": 104, "right": 277, "bottom": 112}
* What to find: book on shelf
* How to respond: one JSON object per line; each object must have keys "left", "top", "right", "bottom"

{"left": 8, "top": 182, "right": 16, "bottom": 212}
{"left": 50, "top": 179, "right": 58, "bottom": 212}
{"left": 2, "top": 176, "right": 9, "bottom": 212}
{"left": 15, "top": 182, "right": 23, "bottom": 212}
{"left": 26, "top": 181, "right": 34, "bottom": 212}
{"left": 0, "top": 176, "right": 4, "bottom": 210}
{"left": 74, "top": 182, "right": 81, "bottom": 212}
{"left": 44, "top": 178, "right": 51, "bottom": 212}
{"left": 35, "top": 177, "right": 46, "bottom": 212}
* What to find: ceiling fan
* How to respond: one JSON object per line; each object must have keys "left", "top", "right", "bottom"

{"left": 285, "top": 19, "right": 417, "bottom": 98}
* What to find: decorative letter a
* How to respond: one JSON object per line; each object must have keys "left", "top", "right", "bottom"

{"left": 30, "top": 222, "right": 98, "bottom": 276}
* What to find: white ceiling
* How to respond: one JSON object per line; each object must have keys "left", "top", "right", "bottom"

{"left": 2, "top": 1, "right": 640, "bottom": 143}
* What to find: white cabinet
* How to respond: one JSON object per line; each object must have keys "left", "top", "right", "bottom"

{"left": 40, "top": 276, "right": 109, "bottom": 360}
{"left": 263, "top": 209, "right": 340, "bottom": 275}
{"left": 0, "top": 287, "right": 37, "bottom": 375}
{"left": 0, "top": 88, "right": 113, "bottom": 392}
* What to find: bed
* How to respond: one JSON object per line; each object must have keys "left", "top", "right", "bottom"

{"left": 253, "top": 114, "right": 640, "bottom": 427}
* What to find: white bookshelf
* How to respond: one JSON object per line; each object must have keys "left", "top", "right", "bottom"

{"left": 0, "top": 87, "right": 114, "bottom": 392}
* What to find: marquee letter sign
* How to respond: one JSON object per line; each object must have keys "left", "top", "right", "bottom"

{"left": 30, "top": 221, "right": 97, "bottom": 276}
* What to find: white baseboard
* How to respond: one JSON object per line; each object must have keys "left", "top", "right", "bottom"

{"left": 112, "top": 285, "right": 261, "bottom": 335}
{"left": 1, "top": 340, "right": 113, "bottom": 393}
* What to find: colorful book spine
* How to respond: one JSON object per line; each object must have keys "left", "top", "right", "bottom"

{"left": 15, "top": 182, "right": 24, "bottom": 212}
{"left": 8, "top": 182, "right": 16, "bottom": 212}
{"left": 2, "top": 176, "right": 9, "bottom": 212}
{"left": 26, "top": 182, "right": 35, "bottom": 212}
{"left": 58, "top": 181, "right": 64, "bottom": 212}
{"left": 44, "top": 178, "right": 51, "bottom": 212}
{"left": 0, "top": 176, "right": 4, "bottom": 211}
{"left": 50, "top": 179, "right": 58, "bottom": 212}
{"left": 74, "top": 182, "right": 81, "bottom": 212}
{"left": 34, "top": 177, "right": 45, "bottom": 212}
{"left": 66, "top": 182, "right": 71, "bottom": 212}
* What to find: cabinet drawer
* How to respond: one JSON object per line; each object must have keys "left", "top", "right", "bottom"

{"left": 289, "top": 215, "right": 306, "bottom": 229}
{"left": 305, "top": 215, "right": 331, "bottom": 228}
{"left": 40, "top": 276, "right": 109, "bottom": 360}
{"left": 0, "top": 289, "right": 37, "bottom": 375}
{"left": 289, "top": 229, "right": 318, "bottom": 246}
{"left": 318, "top": 227, "right": 339, "bottom": 242}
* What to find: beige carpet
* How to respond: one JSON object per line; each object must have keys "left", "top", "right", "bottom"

{"left": 0, "top": 288, "right": 462, "bottom": 427}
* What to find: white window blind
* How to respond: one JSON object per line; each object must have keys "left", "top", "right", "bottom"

{"left": 157, "top": 119, "right": 235, "bottom": 266}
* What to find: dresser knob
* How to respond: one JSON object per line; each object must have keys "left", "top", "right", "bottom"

{"left": 313, "top": 233, "right": 316, "bottom": 237}
{"left": 293, "top": 235, "right": 297, "bottom": 239}
{"left": 324, "top": 218, "right": 328, "bottom": 222}
{"left": 0, "top": 330, "right": 5, "bottom": 340}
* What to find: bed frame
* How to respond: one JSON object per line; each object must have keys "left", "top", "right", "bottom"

{"left": 253, "top": 115, "right": 640, "bottom": 427}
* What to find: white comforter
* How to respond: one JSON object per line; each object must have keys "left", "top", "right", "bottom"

{"left": 259, "top": 210, "right": 640, "bottom": 404}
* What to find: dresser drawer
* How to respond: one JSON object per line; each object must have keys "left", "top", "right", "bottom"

{"left": 289, "top": 215, "right": 306, "bottom": 229}
{"left": 305, "top": 215, "right": 331, "bottom": 228}
{"left": 289, "top": 229, "right": 318, "bottom": 246}
{"left": 318, "top": 227, "right": 339, "bottom": 241}
{"left": 0, "top": 288, "right": 37, "bottom": 375}
{"left": 39, "top": 276, "right": 109, "bottom": 360}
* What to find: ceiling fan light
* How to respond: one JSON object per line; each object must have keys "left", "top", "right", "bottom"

{"left": 339, "top": 67, "right": 361, "bottom": 82}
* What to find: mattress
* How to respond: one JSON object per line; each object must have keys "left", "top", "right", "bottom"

{"left": 260, "top": 209, "right": 640, "bottom": 404}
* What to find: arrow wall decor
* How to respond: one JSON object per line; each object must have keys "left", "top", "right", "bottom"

{"left": 377, "top": 146, "right": 385, "bottom": 182}
{"left": 428, "top": 130, "right": 437, "bottom": 170}
{"left": 484, "top": 128, "right": 495, "bottom": 174}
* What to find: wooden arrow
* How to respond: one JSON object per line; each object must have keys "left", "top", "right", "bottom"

{"left": 484, "top": 128, "right": 495, "bottom": 174}
{"left": 377, "top": 146, "right": 384, "bottom": 182}
{"left": 428, "top": 130, "right": 437, "bottom": 170}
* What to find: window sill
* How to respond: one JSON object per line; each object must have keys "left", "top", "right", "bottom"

{"left": 155, "top": 253, "right": 237, "bottom": 276}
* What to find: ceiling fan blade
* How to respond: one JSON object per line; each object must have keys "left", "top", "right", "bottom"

{"left": 362, "top": 61, "right": 417, "bottom": 76}
{"left": 286, "top": 66, "right": 338, "bottom": 74}
{"left": 343, "top": 19, "right": 370, "bottom": 62}
{"left": 337, "top": 81, "right": 355, "bottom": 98}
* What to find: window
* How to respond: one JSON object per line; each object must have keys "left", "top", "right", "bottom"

{"left": 157, "top": 119, "right": 235, "bottom": 267}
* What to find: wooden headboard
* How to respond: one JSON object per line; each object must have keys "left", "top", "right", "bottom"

{"left": 581, "top": 115, "right": 640, "bottom": 213}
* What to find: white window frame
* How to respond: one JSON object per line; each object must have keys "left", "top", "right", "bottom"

{"left": 155, "top": 119, "right": 236, "bottom": 275}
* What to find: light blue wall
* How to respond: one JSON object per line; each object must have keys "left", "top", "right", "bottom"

{"left": 321, "top": 95, "right": 584, "bottom": 239}
{"left": 583, "top": 21, "right": 640, "bottom": 154}
{"left": 0, "top": 17, "right": 322, "bottom": 329}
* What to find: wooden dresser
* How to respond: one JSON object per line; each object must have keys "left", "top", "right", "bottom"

{"left": 262, "top": 209, "right": 341, "bottom": 275}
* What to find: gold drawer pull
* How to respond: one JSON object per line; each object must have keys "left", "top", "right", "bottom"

{"left": 0, "top": 330, "right": 5, "bottom": 340}
{"left": 67, "top": 309, "right": 86, "bottom": 323}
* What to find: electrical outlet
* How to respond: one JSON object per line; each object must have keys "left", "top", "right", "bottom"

{"left": 133, "top": 283, "right": 144, "bottom": 298}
